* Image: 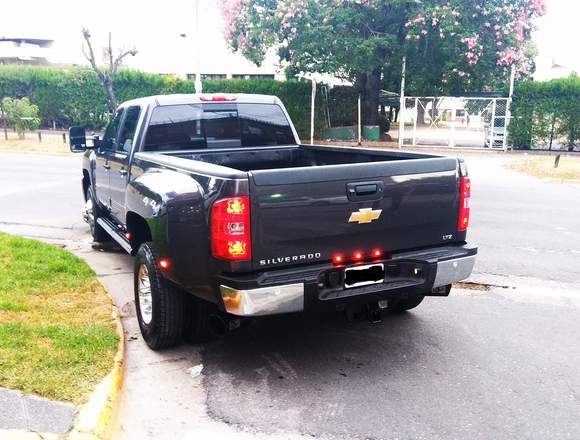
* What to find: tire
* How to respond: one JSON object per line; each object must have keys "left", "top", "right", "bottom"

{"left": 182, "top": 294, "right": 216, "bottom": 343}
{"left": 387, "top": 294, "right": 425, "bottom": 313}
{"left": 85, "top": 187, "right": 110, "bottom": 242}
{"left": 135, "top": 243, "right": 185, "bottom": 350}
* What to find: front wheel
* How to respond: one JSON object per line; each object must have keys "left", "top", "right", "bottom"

{"left": 135, "top": 243, "right": 185, "bottom": 350}
{"left": 387, "top": 295, "right": 425, "bottom": 313}
{"left": 84, "top": 187, "right": 109, "bottom": 242}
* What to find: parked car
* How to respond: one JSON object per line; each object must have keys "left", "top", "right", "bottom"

{"left": 70, "top": 94, "right": 477, "bottom": 349}
{"left": 484, "top": 117, "right": 506, "bottom": 148}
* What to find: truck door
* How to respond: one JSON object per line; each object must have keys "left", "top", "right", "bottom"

{"left": 109, "top": 105, "right": 141, "bottom": 222}
{"left": 95, "top": 109, "right": 123, "bottom": 209}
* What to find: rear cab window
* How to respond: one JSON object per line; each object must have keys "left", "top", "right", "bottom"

{"left": 143, "top": 103, "right": 296, "bottom": 151}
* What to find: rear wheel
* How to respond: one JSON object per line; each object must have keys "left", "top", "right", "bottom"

{"left": 388, "top": 295, "right": 425, "bottom": 313}
{"left": 84, "top": 187, "right": 109, "bottom": 242}
{"left": 135, "top": 243, "right": 185, "bottom": 350}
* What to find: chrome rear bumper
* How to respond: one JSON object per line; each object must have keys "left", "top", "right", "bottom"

{"left": 220, "top": 283, "right": 304, "bottom": 316}
{"left": 433, "top": 255, "right": 476, "bottom": 288}
{"left": 219, "top": 247, "right": 476, "bottom": 316}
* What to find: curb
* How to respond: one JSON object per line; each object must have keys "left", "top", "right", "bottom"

{"left": 0, "top": 281, "right": 126, "bottom": 440}
{"left": 68, "top": 279, "right": 126, "bottom": 440}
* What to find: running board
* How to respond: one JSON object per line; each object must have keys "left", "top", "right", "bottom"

{"left": 96, "top": 218, "right": 133, "bottom": 254}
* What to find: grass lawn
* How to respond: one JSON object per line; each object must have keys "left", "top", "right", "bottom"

{"left": 0, "top": 233, "right": 118, "bottom": 404}
{"left": 0, "top": 132, "right": 71, "bottom": 154}
{"left": 506, "top": 155, "right": 580, "bottom": 181}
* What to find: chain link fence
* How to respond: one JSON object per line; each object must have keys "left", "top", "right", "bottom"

{"left": 399, "top": 97, "right": 509, "bottom": 149}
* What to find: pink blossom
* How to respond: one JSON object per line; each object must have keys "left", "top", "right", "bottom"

{"left": 218, "top": 0, "right": 250, "bottom": 41}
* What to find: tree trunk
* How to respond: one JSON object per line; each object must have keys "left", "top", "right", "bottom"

{"left": 104, "top": 79, "right": 117, "bottom": 115}
{"left": 355, "top": 71, "right": 381, "bottom": 126}
{"left": 363, "top": 70, "right": 381, "bottom": 126}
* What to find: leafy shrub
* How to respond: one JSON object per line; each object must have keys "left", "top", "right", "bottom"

{"left": 510, "top": 77, "right": 580, "bottom": 149}
{"left": 0, "top": 66, "right": 328, "bottom": 139}
{"left": 1, "top": 97, "right": 41, "bottom": 138}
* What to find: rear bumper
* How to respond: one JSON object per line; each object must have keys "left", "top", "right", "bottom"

{"left": 219, "top": 243, "right": 477, "bottom": 316}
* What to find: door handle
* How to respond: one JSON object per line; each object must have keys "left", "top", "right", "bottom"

{"left": 119, "top": 169, "right": 127, "bottom": 176}
{"left": 103, "top": 163, "right": 111, "bottom": 170}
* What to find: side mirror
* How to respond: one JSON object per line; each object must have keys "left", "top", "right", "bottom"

{"left": 69, "top": 126, "right": 88, "bottom": 152}
{"left": 92, "top": 134, "right": 102, "bottom": 150}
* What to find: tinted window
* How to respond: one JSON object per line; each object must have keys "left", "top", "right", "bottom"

{"left": 118, "top": 106, "right": 141, "bottom": 153}
{"left": 144, "top": 103, "right": 295, "bottom": 151}
{"left": 103, "top": 110, "right": 123, "bottom": 149}
{"left": 239, "top": 103, "right": 296, "bottom": 147}
{"left": 204, "top": 105, "right": 241, "bottom": 149}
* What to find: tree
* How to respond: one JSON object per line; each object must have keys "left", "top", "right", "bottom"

{"left": 403, "top": 0, "right": 545, "bottom": 95}
{"left": 219, "top": 0, "right": 545, "bottom": 125}
{"left": 81, "top": 29, "right": 137, "bottom": 115}
{"left": 1, "top": 97, "right": 41, "bottom": 138}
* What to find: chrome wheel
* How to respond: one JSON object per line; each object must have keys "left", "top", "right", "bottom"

{"left": 137, "top": 264, "right": 153, "bottom": 325}
{"left": 84, "top": 197, "right": 95, "bottom": 228}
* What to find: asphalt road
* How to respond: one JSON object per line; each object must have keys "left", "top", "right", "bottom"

{"left": 0, "top": 151, "right": 579, "bottom": 440}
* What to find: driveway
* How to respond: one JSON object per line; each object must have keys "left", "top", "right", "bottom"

{"left": 0, "top": 151, "right": 579, "bottom": 439}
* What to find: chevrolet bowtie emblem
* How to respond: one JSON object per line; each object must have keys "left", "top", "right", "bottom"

{"left": 348, "top": 208, "right": 382, "bottom": 224}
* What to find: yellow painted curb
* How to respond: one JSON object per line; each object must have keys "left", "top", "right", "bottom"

{"left": 68, "top": 279, "right": 126, "bottom": 440}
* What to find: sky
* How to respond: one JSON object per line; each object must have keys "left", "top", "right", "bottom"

{"left": 1, "top": 0, "right": 578, "bottom": 78}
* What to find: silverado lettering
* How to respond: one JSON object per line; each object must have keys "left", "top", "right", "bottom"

{"left": 260, "top": 253, "right": 322, "bottom": 266}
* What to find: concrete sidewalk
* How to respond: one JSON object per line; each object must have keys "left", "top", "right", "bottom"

{"left": 0, "top": 387, "right": 76, "bottom": 434}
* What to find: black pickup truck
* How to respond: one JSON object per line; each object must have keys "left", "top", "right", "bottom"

{"left": 69, "top": 93, "right": 476, "bottom": 349}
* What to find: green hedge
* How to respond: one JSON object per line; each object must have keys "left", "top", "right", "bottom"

{"left": 510, "top": 77, "right": 580, "bottom": 149}
{"left": 0, "top": 66, "right": 325, "bottom": 139}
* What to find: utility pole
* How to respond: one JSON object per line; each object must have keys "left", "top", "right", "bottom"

{"left": 194, "top": 0, "right": 203, "bottom": 93}
{"left": 398, "top": 56, "right": 406, "bottom": 148}
{"left": 503, "top": 64, "right": 516, "bottom": 151}
{"left": 310, "top": 78, "right": 316, "bottom": 145}
{"left": 357, "top": 94, "right": 362, "bottom": 146}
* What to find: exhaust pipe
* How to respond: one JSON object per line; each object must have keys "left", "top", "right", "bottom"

{"left": 207, "top": 313, "right": 242, "bottom": 337}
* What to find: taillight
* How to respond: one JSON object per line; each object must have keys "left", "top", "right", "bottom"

{"left": 211, "top": 196, "right": 251, "bottom": 261}
{"left": 457, "top": 176, "right": 471, "bottom": 231}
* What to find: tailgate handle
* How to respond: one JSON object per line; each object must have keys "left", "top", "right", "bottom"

{"left": 355, "top": 184, "right": 378, "bottom": 195}
{"left": 346, "top": 181, "right": 384, "bottom": 201}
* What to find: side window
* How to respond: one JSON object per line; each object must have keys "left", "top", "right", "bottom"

{"left": 103, "top": 110, "right": 123, "bottom": 150}
{"left": 117, "top": 106, "right": 141, "bottom": 153}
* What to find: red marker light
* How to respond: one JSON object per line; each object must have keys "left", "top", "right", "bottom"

{"left": 199, "top": 95, "right": 237, "bottom": 102}
{"left": 125, "top": 232, "right": 132, "bottom": 240}
{"left": 332, "top": 254, "right": 344, "bottom": 264}
{"left": 159, "top": 258, "right": 170, "bottom": 270}
{"left": 372, "top": 248, "right": 383, "bottom": 258}
{"left": 353, "top": 251, "right": 364, "bottom": 260}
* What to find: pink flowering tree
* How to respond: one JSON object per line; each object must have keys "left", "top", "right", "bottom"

{"left": 219, "top": 0, "right": 545, "bottom": 124}
{"left": 403, "top": 0, "right": 546, "bottom": 94}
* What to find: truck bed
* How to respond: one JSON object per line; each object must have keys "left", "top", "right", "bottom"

{"left": 138, "top": 144, "right": 462, "bottom": 271}
{"left": 172, "top": 144, "right": 439, "bottom": 172}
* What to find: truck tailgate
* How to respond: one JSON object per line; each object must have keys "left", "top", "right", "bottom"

{"left": 249, "top": 157, "right": 460, "bottom": 270}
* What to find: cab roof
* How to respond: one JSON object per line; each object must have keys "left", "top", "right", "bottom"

{"left": 120, "top": 93, "right": 281, "bottom": 108}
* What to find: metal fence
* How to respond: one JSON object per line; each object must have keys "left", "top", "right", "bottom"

{"left": 399, "top": 96, "right": 509, "bottom": 149}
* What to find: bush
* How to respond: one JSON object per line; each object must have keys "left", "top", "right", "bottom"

{"left": 1, "top": 97, "right": 41, "bottom": 138}
{"left": 510, "top": 77, "right": 580, "bottom": 149}
{"left": 0, "top": 66, "right": 328, "bottom": 139}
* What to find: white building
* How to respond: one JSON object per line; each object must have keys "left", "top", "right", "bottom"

{"left": 0, "top": 37, "right": 55, "bottom": 66}
{"left": 534, "top": 56, "right": 576, "bottom": 81}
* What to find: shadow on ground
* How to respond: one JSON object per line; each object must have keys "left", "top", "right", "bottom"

{"left": 199, "top": 296, "right": 580, "bottom": 440}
